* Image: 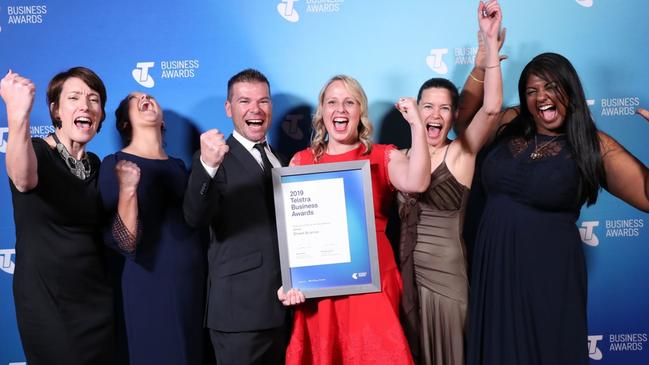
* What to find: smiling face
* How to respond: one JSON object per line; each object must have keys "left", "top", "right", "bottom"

{"left": 417, "top": 87, "right": 456, "bottom": 147}
{"left": 225, "top": 81, "right": 272, "bottom": 142}
{"left": 525, "top": 73, "right": 568, "bottom": 135}
{"left": 321, "top": 79, "right": 362, "bottom": 147}
{"left": 51, "top": 77, "right": 103, "bottom": 146}
{"left": 128, "top": 92, "right": 163, "bottom": 127}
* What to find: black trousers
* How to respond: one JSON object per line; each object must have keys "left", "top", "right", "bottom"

{"left": 209, "top": 325, "right": 287, "bottom": 365}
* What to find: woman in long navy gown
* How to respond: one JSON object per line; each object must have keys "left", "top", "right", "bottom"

{"left": 462, "top": 53, "right": 649, "bottom": 364}
{"left": 100, "top": 92, "right": 207, "bottom": 365}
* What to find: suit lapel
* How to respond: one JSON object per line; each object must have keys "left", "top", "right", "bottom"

{"left": 226, "top": 135, "right": 267, "bottom": 189}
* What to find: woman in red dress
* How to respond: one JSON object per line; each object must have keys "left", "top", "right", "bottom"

{"left": 278, "top": 74, "right": 431, "bottom": 364}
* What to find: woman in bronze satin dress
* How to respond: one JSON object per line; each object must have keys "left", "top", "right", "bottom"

{"left": 398, "top": 2, "right": 504, "bottom": 364}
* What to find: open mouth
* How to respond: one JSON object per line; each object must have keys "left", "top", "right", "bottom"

{"left": 333, "top": 117, "right": 348, "bottom": 132}
{"left": 426, "top": 122, "right": 443, "bottom": 138}
{"left": 74, "top": 117, "right": 93, "bottom": 130}
{"left": 139, "top": 100, "right": 152, "bottom": 112}
{"left": 538, "top": 104, "right": 557, "bottom": 121}
{"left": 246, "top": 119, "right": 264, "bottom": 127}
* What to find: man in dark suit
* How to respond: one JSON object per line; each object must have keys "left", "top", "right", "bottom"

{"left": 184, "top": 69, "right": 287, "bottom": 364}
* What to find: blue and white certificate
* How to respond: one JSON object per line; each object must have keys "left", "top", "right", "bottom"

{"left": 282, "top": 178, "right": 351, "bottom": 268}
{"left": 272, "top": 160, "right": 381, "bottom": 298}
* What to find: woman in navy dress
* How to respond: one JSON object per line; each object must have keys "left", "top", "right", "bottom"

{"left": 99, "top": 92, "right": 207, "bottom": 365}
{"left": 462, "top": 53, "right": 649, "bottom": 365}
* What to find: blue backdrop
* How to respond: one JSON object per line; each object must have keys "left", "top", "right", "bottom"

{"left": 1, "top": 0, "right": 648, "bottom": 363}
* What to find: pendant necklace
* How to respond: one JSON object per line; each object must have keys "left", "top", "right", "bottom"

{"left": 530, "top": 134, "right": 559, "bottom": 160}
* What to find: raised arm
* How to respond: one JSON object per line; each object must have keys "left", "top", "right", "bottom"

{"left": 113, "top": 160, "right": 141, "bottom": 254}
{"left": 1, "top": 71, "right": 38, "bottom": 192}
{"left": 459, "top": 0, "right": 504, "bottom": 155}
{"left": 388, "top": 97, "right": 431, "bottom": 193}
{"left": 456, "top": 18, "right": 507, "bottom": 135}
{"left": 183, "top": 129, "right": 229, "bottom": 227}
{"left": 637, "top": 107, "right": 649, "bottom": 121}
{"left": 599, "top": 131, "right": 649, "bottom": 212}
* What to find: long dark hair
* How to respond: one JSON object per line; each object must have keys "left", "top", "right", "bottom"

{"left": 500, "top": 52, "right": 605, "bottom": 206}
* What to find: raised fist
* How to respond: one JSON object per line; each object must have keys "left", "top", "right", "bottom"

{"left": 0, "top": 70, "right": 36, "bottom": 122}
{"left": 395, "top": 97, "right": 421, "bottom": 126}
{"left": 200, "top": 129, "right": 229, "bottom": 168}
{"left": 115, "top": 160, "right": 141, "bottom": 194}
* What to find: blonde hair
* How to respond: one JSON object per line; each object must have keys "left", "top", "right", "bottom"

{"left": 310, "top": 75, "right": 373, "bottom": 161}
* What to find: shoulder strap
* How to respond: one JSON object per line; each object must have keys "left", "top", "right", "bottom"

{"left": 442, "top": 143, "right": 451, "bottom": 161}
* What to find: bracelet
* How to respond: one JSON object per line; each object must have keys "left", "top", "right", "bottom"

{"left": 485, "top": 64, "right": 501, "bottom": 69}
{"left": 469, "top": 72, "right": 484, "bottom": 84}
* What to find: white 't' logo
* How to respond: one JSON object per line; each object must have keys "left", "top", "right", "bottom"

{"left": 277, "top": 0, "right": 299, "bottom": 22}
{"left": 426, "top": 49, "right": 449, "bottom": 74}
{"left": 576, "top": 0, "right": 594, "bottom": 8}
{"left": 0, "top": 249, "right": 16, "bottom": 275}
{"left": 132, "top": 62, "right": 155, "bottom": 88}
{"left": 0, "top": 127, "right": 9, "bottom": 153}
{"left": 588, "top": 335, "right": 603, "bottom": 360}
{"left": 579, "top": 221, "right": 599, "bottom": 246}
{"left": 281, "top": 114, "right": 304, "bottom": 140}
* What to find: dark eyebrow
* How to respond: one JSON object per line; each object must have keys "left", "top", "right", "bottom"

{"left": 68, "top": 90, "right": 100, "bottom": 98}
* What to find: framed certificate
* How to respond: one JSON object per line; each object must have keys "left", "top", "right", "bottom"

{"left": 272, "top": 160, "right": 381, "bottom": 298}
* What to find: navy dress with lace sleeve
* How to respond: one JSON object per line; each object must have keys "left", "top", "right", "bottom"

{"left": 99, "top": 151, "right": 207, "bottom": 365}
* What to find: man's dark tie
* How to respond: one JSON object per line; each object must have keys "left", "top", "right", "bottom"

{"left": 253, "top": 142, "right": 274, "bottom": 179}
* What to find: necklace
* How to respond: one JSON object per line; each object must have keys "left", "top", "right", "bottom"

{"left": 50, "top": 133, "right": 91, "bottom": 180}
{"left": 530, "top": 134, "right": 560, "bottom": 160}
{"left": 429, "top": 147, "right": 442, "bottom": 157}
{"left": 429, "top": 141, "right": 450, "bottom": 158}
